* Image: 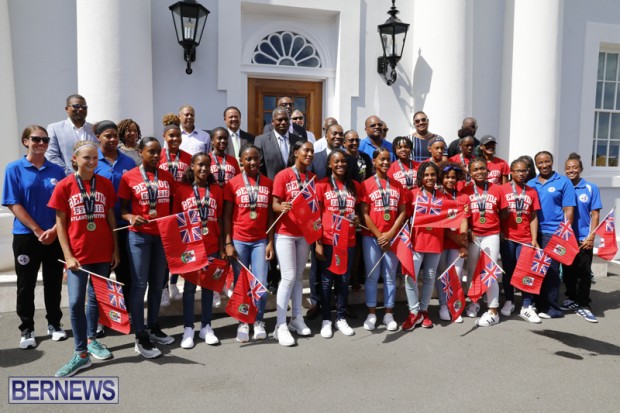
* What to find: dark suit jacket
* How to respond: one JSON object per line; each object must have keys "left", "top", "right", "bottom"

{"left": 225, "top": 129, "right": 255, "bottom": 158}
{"left": 308, "top": 150, "right": 362, "bottom": 182}
{"left": 263, "top": 122, "right": 308, "bottom": 142}
{"left": 254, "top": 131, "right": 304, "bottom": 180}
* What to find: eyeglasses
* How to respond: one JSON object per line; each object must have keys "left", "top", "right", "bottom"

{"left": 291, "top": 116, "right": 304, "bottom": 121}
{"left": 414, "top": 117, "right": 428, "bottom": 124}
{"left": 30, "top": 136, "right": 51, "bottom": 144}
{"left": 345, "top": 139, "right": 360, "bottom": 144}
{"left": 69, "top": 104, "right": 88, "bottom": 110}
{"left": 368, "top": 123, "right": 383, "bottom": 128}
{"left": 279, "top": 102, "right": 294, "bottom": 107}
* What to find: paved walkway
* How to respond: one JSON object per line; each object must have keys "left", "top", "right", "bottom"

{"left": 1, "top": 276, "right": 620, "bottom": 412}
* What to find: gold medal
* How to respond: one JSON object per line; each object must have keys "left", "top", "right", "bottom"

{"left": 383, "top": 212, "right": 391, "bottom": 221}
{"left": 201, "top": 226, "right": 209, "bottom": 236}
{"left": 479, "top": 217, "right": 486, "bottom": 224}
{"left": 149, "top": 209, "right": 157, "bottom": 218}
{"left": 516, "top": 216, "right": 523, "bottom": 224}
{"left": 87, "top": 222, "right": 96, "bottom": 231}
{"left": 250, "top": 210, "right": 258, "bottom": 220}
{"left": 426, "top": 227, "right": 432, "bottom": 231}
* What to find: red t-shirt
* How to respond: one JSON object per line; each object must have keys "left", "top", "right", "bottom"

{"left": 118, "top": 167, "right": 175, "bottom": 235}
{"left": 158, "top": 149, "right": 192, "bottom": 183}
{"left": 316, "top": 178, "right": 360, "bottom": 247}
{"left": 486, "top": 157, "right": 509, "bottom": 185}
{"left": 360, "top": 175, "right": 406, "bottom": 237}
{"left": 448, "top": 153, "right": 472, "bottom": 168}
{"left": 388, "top": 160, "right": 420, "bottom": 217}
{"left": 500, "top": 182, "right": 541, "bottom": 243}
{"left": 223, "top": 173, "right": 273, "bottom": 242}
{"left": 410, "top": 187, "right": 446, "bottom": 253}
{"left": 272, "top": 168, "right": 317, "bottom": 237}
{"left": 173, "top": 182, "right": 223, "bottom": 255}
{"left": 211, "top": 153, "right": 240, "bottom": 187}
{"left": 461, "top": 182, "right": 506, "bottom": 236}
{"left": 48, "top": 174, "right": 116, "bottom": 264}
{"left": 441, "top": 190, "right": 470, "bottom": 250}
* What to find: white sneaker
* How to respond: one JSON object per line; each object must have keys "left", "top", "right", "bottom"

{"left": 383, "top": 313, "right": 398, "bottom": 331}
{"left": 212, "top": 292, "right": 221, "bottom": 308}
{"left": 476, "top": 311, "right": 500, "bottom": 327}
{"left": 519, "top": 306, "right": 542, "bottom": 324}
{"left": 160, "top": 288, "right": 171, "bottom": 307}
{"left": 47, "top": 325, "right": 67, "bottom": 341}
{"left": 320, "top": 320, "right": 333, "bottom": 338}
{"left": 169, "top": 284, "right": 182, "bottom": 301}
{"left": 134, "top": 333, "right": 161, "bottom": 359}
{"left": 288, "top": 316, "right": 311, "bottom": 336}
{"left": 455, "top": 315, "right": 463, "bottom": 323}
{"left": 199, "top": 324, "right": 220, "bottom": 345}
{"left": 500, "top": 300, "right": 515, "bottom": 317}
{"left": 336, "top": 319, "right": 355, "bottom": 336}
{"left": 236, "top": 323, "right": 250, "bottom": 343}
{"left": 180, "top": 327, "right": 194, "bottom": 349}
{"left": 439, "top": 305, "right": 451, "bottom": 321}
{"left": 466, "top": 302, "right": 480, "bottom": 318}
{"left": 274, "top": 323, "right": 295, "bottom": 346}
{"left": 363, "top": 314, "right": 377, "bottom": 331}
{"left": 20, "top": 331, "right": 36, "bottom": 349}
{"left": 253, "top": 321, "right": 267, "bottom": 340}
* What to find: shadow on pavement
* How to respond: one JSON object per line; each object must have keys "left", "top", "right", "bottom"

{"left": 532, "top": 329, "right": 620, "bottom": 357}
{"left": 0, "top": 347, "right": 45, "bottom": 368}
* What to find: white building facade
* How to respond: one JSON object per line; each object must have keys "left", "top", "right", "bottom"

{"left": 1, "top": 0, "right": 620, "bottom": 267}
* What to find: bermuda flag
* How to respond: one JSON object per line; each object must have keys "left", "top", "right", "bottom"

{"left": 157, "top": 210, "right": 208, "bottom": 274}
{"left": 510, "top": 245, "right": 547, "bottom": 295}
{"left": 438, "top": 263, "right": 465, "bottom": 321}
{"left": 327, "top": 214, "right": 350, "bottom": 275}
{"left": 596, "top": 209, "right": 618, "bottom": 260}
{"left": 390, "top": 222, "right": 415, "bottom": 280}
{"left": 225, "top": 266, "right": 258, "bottom": 324}
{"left": 290, "top": 180, "right": 322, "bottom": 244}
{"left": 543, "top": 218, "right": 579, "bottom": 265}
{"left": 90, "top": 275, "right": 130, "bottom": 334}
{"left": 180, "top": 257, "right": 229, "bottom": 292}
{"left": 412, "top": 195, "right": 464, "bottom": 229}
{"left": 467, "top": 249, "right": 503, "bottom": 303}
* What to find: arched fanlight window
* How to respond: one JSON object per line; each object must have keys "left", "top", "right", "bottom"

{"left": 251, "top": 31, "right": 321, "bottom": 68}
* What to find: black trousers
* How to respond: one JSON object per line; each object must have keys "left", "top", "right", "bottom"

{"left": 563, "top": 248, "right": 593, "bottom": 307}
{"left": 13, "top": 233, "right": 64, "bottom": 333}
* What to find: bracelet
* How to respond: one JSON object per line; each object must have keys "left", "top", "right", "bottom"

{"left": 225, "top": 242, "right": 233, "bottom": 246}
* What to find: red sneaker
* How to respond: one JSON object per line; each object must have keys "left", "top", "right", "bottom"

{"left": 421, "top": 311, "right": 433, "bottom": 328}
{"left": 402, "top": 312, "right": 422, "bottom": 331}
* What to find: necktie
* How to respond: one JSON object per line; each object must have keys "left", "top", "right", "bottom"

{"left": 230, "top": 132, "right": 239, "bottom": 158}
{"left": 279, "top": 136, "right": 289, "bottom": 165}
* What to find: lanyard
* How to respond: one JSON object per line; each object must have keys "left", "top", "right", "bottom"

{"left": 212, "top": 151, "right": 227, "bottom": 184}
{"left": 242, "top": 171, "right": 260, "bottom": 212}
{"left": 331, "top": 175, "right": 348, "bottom": 215}
{"left": 397, "top": 160, "right": 414, "bottom": 189}
{"left": 473, "top": 182, "right": 488, "bottom": 218}
{"left": 291, "top": 165, "right": 308, "bottom": 189}
{"left": 193, "top": 183, "right": 211, "bottom": 226}
{"left": 511, "top": 181, "right": 525, "bottom": 220}
{"left": 74, "top": 173, "right": 96, "bottom": 226}
{"left": 460, "top": 153, "right": 471, "bottom": 183}
{"left": 139, "top": 165, "right": 159, "bottom": 213}
{"left": 374, "top": 175, "right": 391, "bottom": 219}
{"left": 165, "top": 149, "right": 179, "bottom": 178}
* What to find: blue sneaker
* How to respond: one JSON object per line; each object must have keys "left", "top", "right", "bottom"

{"left": 560, "top": 299, "right": 579, "bottom": 311}
{"left": 55, "top": 352, "right": 92, "bottom": 377}
{"left": 576, "top": 307, "right": 598, "bottom": 323}
{"left": 88, "top": 340, "right": 112, "bottom": 360}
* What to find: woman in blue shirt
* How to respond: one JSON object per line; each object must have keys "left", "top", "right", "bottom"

{"left": 527, "top": 151, "right": 575, "bottom": 319}
{"left": 2, "top": 125, "right": 67, "bottom": 349}
{"left": 562, "top": 153, "right": 601, "bottom": 322}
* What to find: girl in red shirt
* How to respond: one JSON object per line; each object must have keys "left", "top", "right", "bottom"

{"left": 272, "top": 141, "right": 316, "bottom": 346}
{"left": 119, "top": 137, "right": 176, "bottom": 358}
{"left": 49, "top": 138, "right": 119, "bottom": 376}
{"left": 224, "top": 144, "right": 274, "bottom": 343}
{"left": 360, "top": 147, "right": 407, "bottom": 332}
{"left": 210, "top": 127, "right": 240, "bottom": 188}
{"left": 461, "top": 158, "right": 506, "bottom": 326}
{"left": 388, "top": 136, "right": 419, "bottom": 216}
{"left": 174, "top": 152, "right": 224, "bottom": 349}
{"left": 315, "top": 149, "right": 361, "bottom": 338}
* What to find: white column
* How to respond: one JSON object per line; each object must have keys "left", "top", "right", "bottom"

{"left": 508, "top": 0, "right": 564, "bottom": 161}
{"left": 410, "top": 0, "right": 472, "bottom": 138}
{"left": 76, "top": 0, "right": 154, "bottom": 135}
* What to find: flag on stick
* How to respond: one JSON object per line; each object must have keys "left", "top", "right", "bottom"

{"left": 412, "top": 195, "right": 464, "bottom": 229}
{"left": 327, "top": 214, "right": 350, "bottom": 275}
{"left": 543, "top": 218, "right": 579, "bottom": 265}
{"left": 290, "top": 180, "right": 322, "bottom": 244}
{"left": 91, "top": 275, "right": 131, "bottom": 334}
{"left": 595, "top": 209, "right": 618, "bottom": 260}
{"left": 510, "top": 245, "right": 548, "bottom": 295}
{"left": 468, "top": 249, "right": 502, "bottom": 303}
{"left": 157, "top": 210, "right": 208, "bottom": 273}
{"left": 390, "top": 222, "right": 415, "bottom": 280}
{"left": 225, "top": 266, "right": 258, "bottom": 324}
{"left": 437, "top": 260, "right": 465, "bottom": 321}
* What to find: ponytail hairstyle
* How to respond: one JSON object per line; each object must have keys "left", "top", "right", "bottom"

{"left": 566, "top": 152, "right": 583, "bottom": 170}
{"left": 71, "top": 140, "right": 99, "bottom": 171}
{"left": 162, "top": 113, "right": 181, "bottom": 134}
{"left": 287, "top": 140, "right": 313, "bottom": 167}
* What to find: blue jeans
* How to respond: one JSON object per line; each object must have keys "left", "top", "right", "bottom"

{"left": 537, "top": 233, "right": 562, "bottom": 315}
{"left": 183, "top": 252, "right": 217, "bottom": 328}
{"left": 232, "top": 239, "right": 269, "bottom": 322}
{"left": 405, "top": 252, "right": 440, "bottom": 313}
{"left": 317, "top": 244, "right": 354, "bottom": 320}
{"left": 127, "top": 231, "right": 167, "bottom": 334}
{"left": 363, "top": 236, "right": 397, "bottom": 309}
{"left": 500, "top": 239, "right": 535, "bottom": 307}
{"left": 67, "top": 262, "right": 110, "bottom": 352}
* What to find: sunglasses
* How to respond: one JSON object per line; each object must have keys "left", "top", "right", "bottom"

{"left": 383, "top": 128, "right": 389, "bottom": 133}
{"left": 291, "top": 116, "right": 304, "bottom": 121}
{"left": 30, "top": 136, "right": 51, "bottom": 144}
{"left": 414, "top": 117, "right": 428, "bottom": 124}
{"left": 69, "top": 104, "right": 88, "bottom": 110}
{"left": 368, "top": 123, "right": 383, "bottom": 128}
{"left": 346, "top": 139, "right": 360, "bottom": 143}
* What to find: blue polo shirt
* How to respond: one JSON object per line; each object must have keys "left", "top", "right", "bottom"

{"left": 528, "top": 172, "right": 576, "bottom": 234}
{"left": 2, "top": 157, "right": 65, "bottom": 234}
{"left": 94, "top": 149, "right": 136, "bottom": 225}
{"left": 572, "top": 178, "right": 602, "bottom": 241}
{"left": 358, "top": 137, "right": 396, "bottom": 162}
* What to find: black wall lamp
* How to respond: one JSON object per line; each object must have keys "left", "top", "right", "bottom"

{"left": 377, "top": 0, "right": 410, "bottom": 85}
{"left": 169, "top": 0, "right": 210, "bottom": 75}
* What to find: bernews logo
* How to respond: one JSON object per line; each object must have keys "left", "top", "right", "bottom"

{"left": 9, "top": 376, "right": 119, "bottom": 404}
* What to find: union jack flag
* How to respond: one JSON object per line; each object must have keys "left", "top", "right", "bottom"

{"left": 177, "top": 210, "right": 202, "bottom": 243}
{"left": 248, "top": 274, "right": 267, "bottom": 308}
{"left": 554, "top": 219, "right": 573, "bottom": 241}
{"left": 531, "top": 250, "right": 551, "bottom": 274}
{"left": 396, "top": 223, "right": 413, "bottom": 249}
{"left": 107, "top": 280, "right": 126, "bottom": 310}
{"left": 439, "top": 272, "right": 453, "bottom": 299}
{"left": 300, "top": 182, "right": 318, "bottom": 213}
{"left": 480, "top": 262, "right": 500, "bottom": 288}
{"left": 606, "top": 211, "right": 615, "bottom": 232}
{"left": 415, "top": 194, "right": 443, "bottom": 215}
{"left": 332, "top": 215, "right": 343, "bottom": 246}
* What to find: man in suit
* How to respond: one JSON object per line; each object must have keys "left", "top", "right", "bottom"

{"left": 254, "top": 107, "right": 305, "bottom": 180}
{"left": 223, "top": 106, "right": 254, "bottom": 159}
{"left": 262, "top": 96, "right": 308, "bottom": 141}
{"left": 313, "top": 116, "right": 338, "bottom": 153}
{"left": 309, "top": 124, "right": 361, "bottom": 181}
{"left": 46, "top": 94, "right": 97, "bottom": 175}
